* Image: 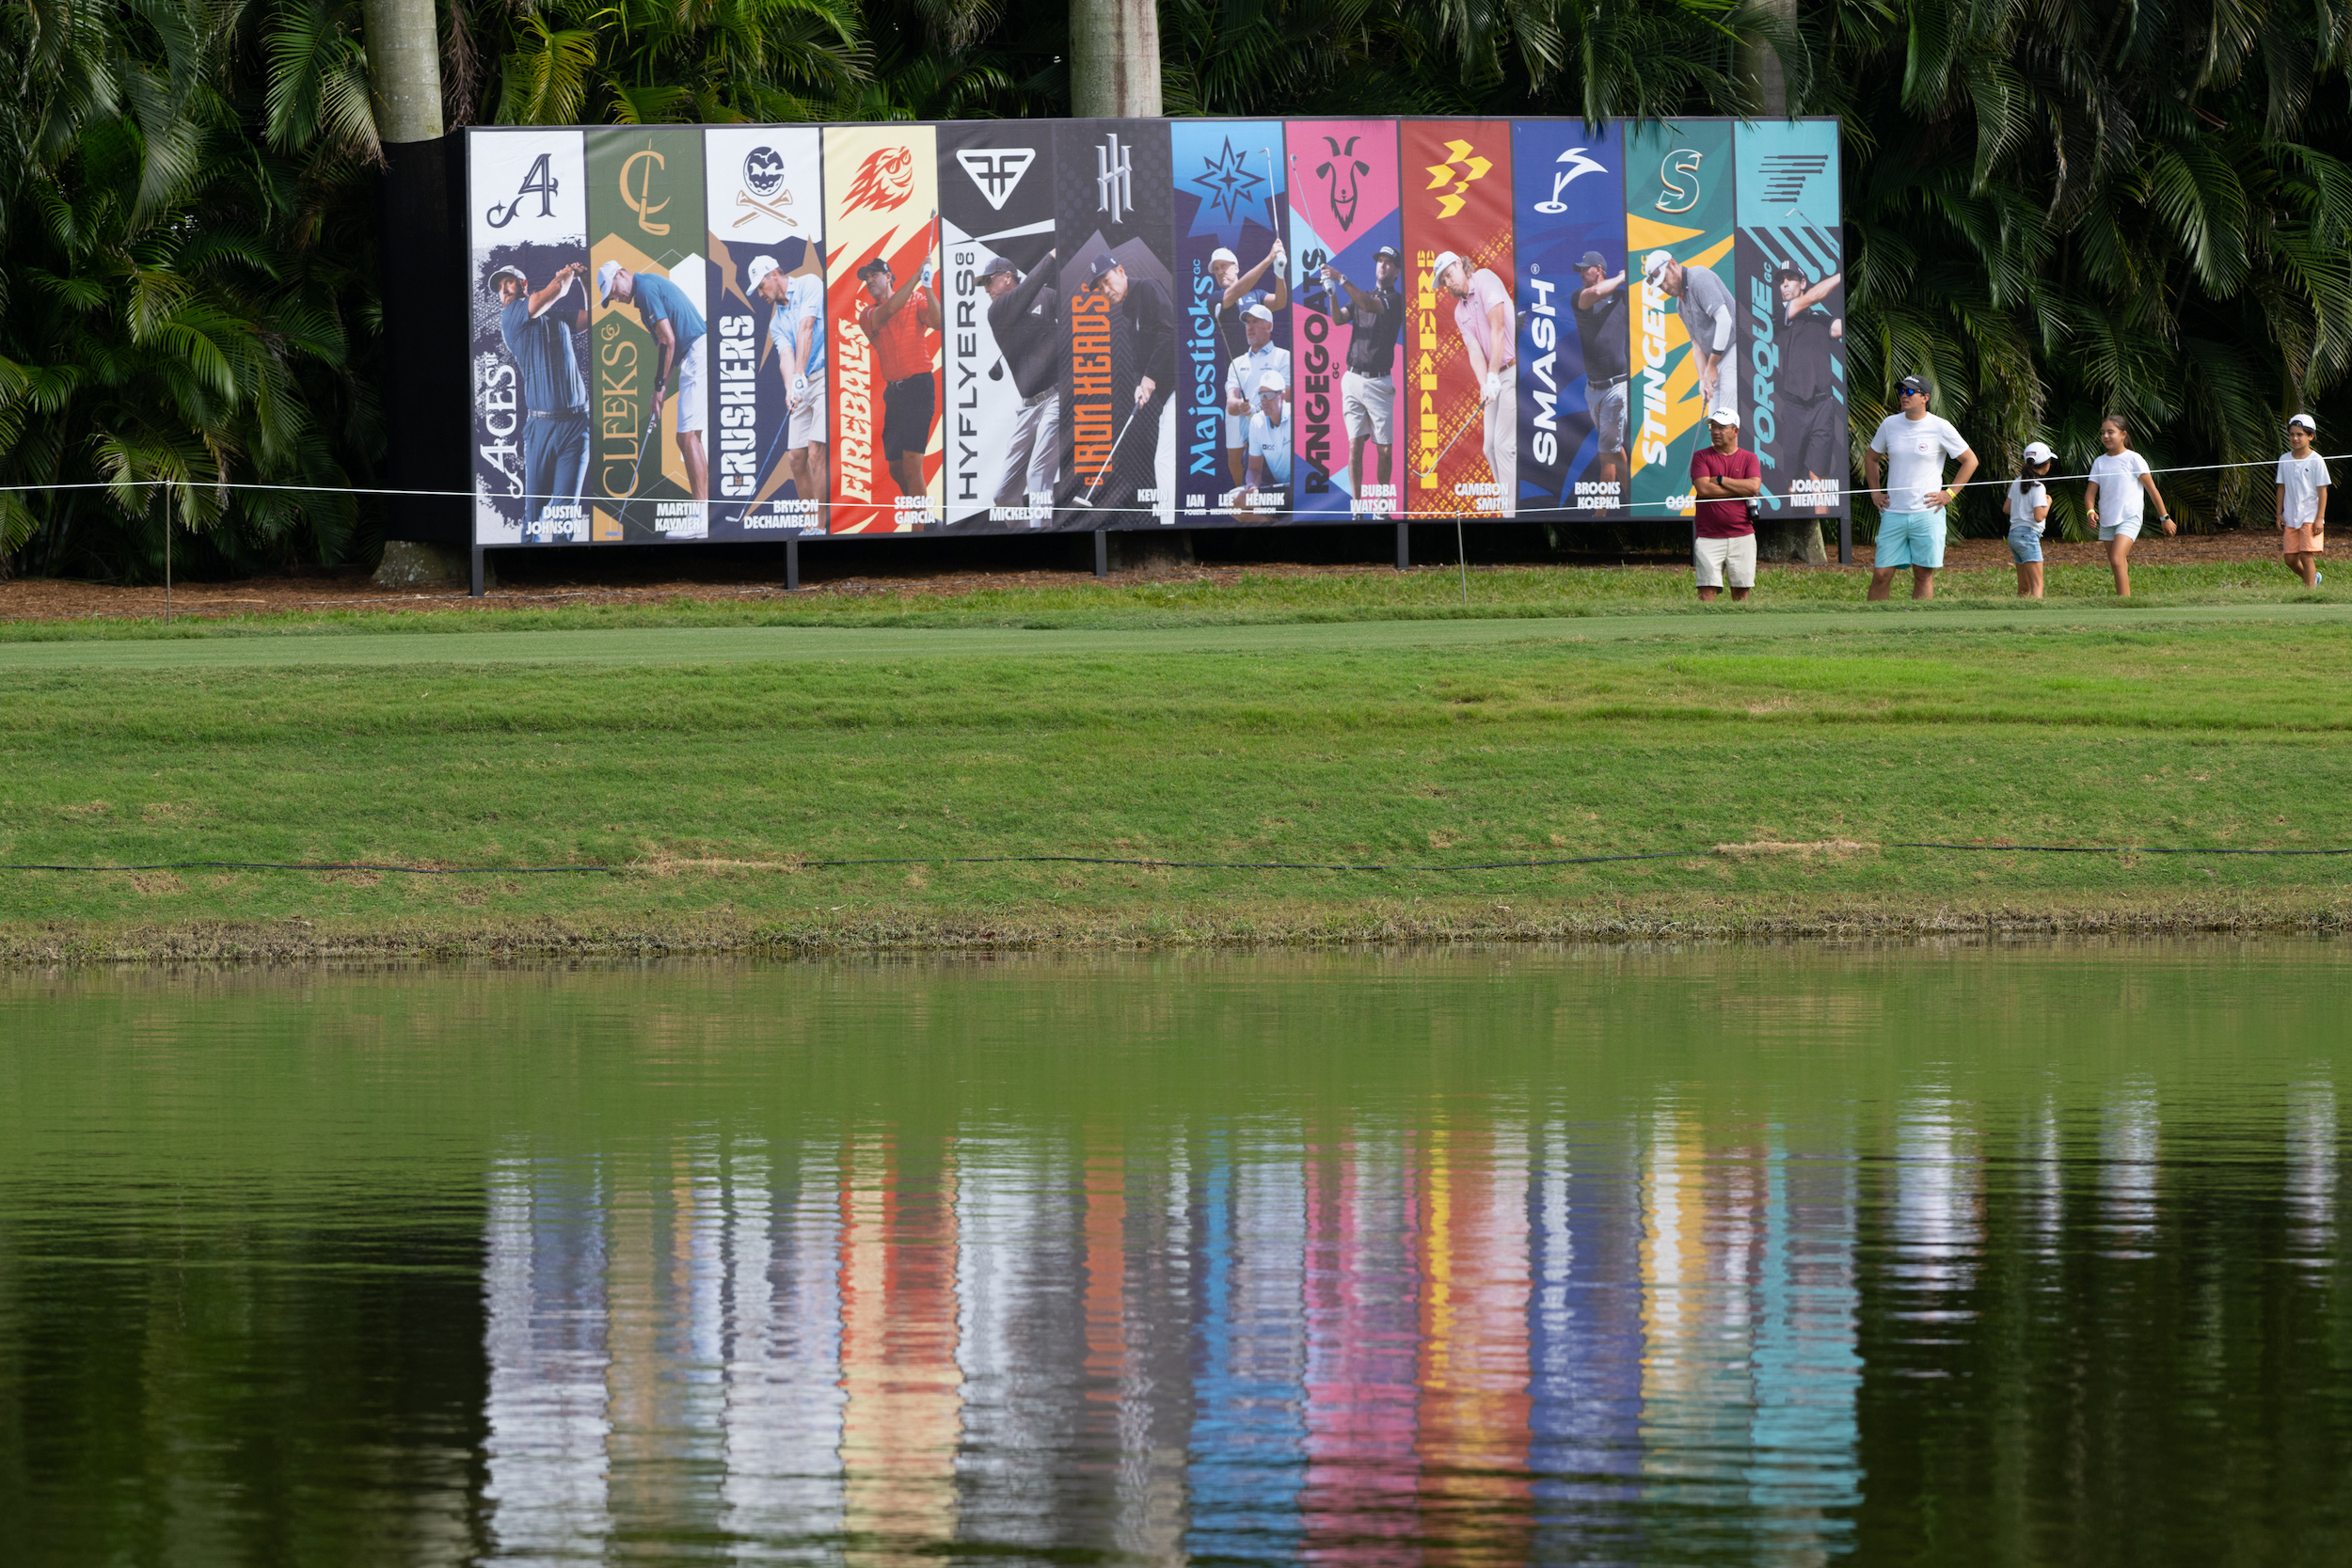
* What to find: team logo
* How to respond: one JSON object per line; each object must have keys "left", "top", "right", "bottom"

{"left": 956, "top": 147, "right": 1037, "bottom": 211}
{"left": 842, "top": 146, "right": 916, "bottom": 214}
{"left": 620, "top": 144, "right": 670, "bottom": 236}
{"left": 1423, "top": 139, "right": 1492, "bottom": 220}
{"left": 1756, "top": 152, "right": 1832, "bottom": 209}
{"left": 1096, "top": 135, "right": 1134, "bottom": 223}
{"left": 742, "top": 146, "right": 785, "bottom": 199}
{"left": 1656, "top": 149, "right": 1703, "bottom": 214}
{"left": 1533, "top": 147, "right": 1607, "bottom": 214}
{"left": 485, "top": 152, "right": 559, "bottom": 229}
{"left": 1315, "top": 135, "right": 1370, "bottom": 231}
{"left": 1189, "top": 138, "right": 1266, "bottom": 224}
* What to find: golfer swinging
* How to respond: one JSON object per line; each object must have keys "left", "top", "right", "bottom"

{"left": 595, "top": 261, "right": 709, "bottom": 503}
{"left": 743, "top": 239, "right": 826, "bottom": 515}
{"left": 489, "top": 261, "right": 591, "bottom": 539}
{"left": 1430, "top": 249, "right": 1517, "bottom": 515}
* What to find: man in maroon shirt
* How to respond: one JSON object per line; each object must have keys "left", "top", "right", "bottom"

{"left": 1689, "top": 407, "right": 1762, "bottom": 601}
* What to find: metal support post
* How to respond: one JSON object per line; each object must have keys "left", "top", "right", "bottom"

{"left": 786, "top": 538, "right": 800, "bottom": 591}
{"left": 1094, "top": 529, "right": 1109, "bottom": 578}
{"left": 469, "top": 545, "right": 485, "bottom": 597}
{"left": 1395, "top": 521, "right": 1410, "bottom": 570}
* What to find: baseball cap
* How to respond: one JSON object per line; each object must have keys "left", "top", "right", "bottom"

{"left": 976, "top": 255, "right": 1018, "bottom": 281}
{"left": 2289, "top": 412, "right": 2317, "bottom": 431}
{"left": 595, "top": 260, "right": 625, "bottom": 305}
{"left": 743, "top": 254, "right": 781, "bottom": 292}
{"left": 1373, "top": 244, "right": 1402, "bottom": 262}
{"left": 1209, "top": 246, "right": 1238, "bottom": 268}
{"left": 1897, "top": 374, "right": 1931, "bottom": 397}
{"left": 1244, "top": 302, "right": 1274, "bottom": 324}
{"left": 1642, "top": 248, "right": 1675, "bottom": 284}
{"left": 855, "top": 257, "right": 891, "bottom": 281}
{"left": 1772, "top": 261, "right": 1808, "bottom": 283}
{"left": 1576, "top": 249, "right": 1607, "bottom": 270}
{"left": 1428, "top": 250, "right": 1462, "bottom": 290}
{"left": 2022, "top": 439, "right": 2056, "bottom": 463}
{"left": 1708, "top": 406, "right": 1740, "bottom": 427}
{"left": 486, "top": 263, "right": 527, "bottom": 294}
{"left": 1088, "top": 251, "right": 1124, "bottom": 279}
{"left": 1258, "top": 371, "right": 1286, "bottom": 393}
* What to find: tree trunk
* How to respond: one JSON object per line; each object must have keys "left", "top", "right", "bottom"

{"left": 362, "top": 0, "right": 444, "bottom": 144}
{"left": 1071, "top": 0, "right": 1162, "bottom": 119}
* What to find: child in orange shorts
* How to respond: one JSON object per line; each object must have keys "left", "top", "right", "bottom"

{"left": 2277, "top": 413, "right": 2328, "bottom": 588}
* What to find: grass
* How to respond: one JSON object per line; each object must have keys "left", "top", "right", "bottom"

{"left": 3, "top": 589, "right": 2349, "bottom": 957}
{"left": 0, "top": 556, "right": 2336, "bottom": 642}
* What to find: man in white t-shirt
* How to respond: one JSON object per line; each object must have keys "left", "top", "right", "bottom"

{"left": 1863, "top": 375, "right": 1978, "bottom": 600}
{"left": 1236, "top": 372, "right": 1292, "bottom": 516}
{"left": 2278, "top": 411, "right": 2328, "bottom": 588}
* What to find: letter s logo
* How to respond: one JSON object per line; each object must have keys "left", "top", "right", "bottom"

{"left": 1656, "top": 150, "right": 1702, "bottom": 215}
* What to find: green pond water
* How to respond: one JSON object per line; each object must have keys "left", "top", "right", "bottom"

{"left": 2, "top": 941, "right": 2347, "bottom": 1565}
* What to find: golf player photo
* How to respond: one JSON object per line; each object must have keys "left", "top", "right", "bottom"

{"left": 743, "top": 238, "right": 827, "bottom": 519}
{"left": 1325, "top": 242, "right": 1405, "bottom": 517}
{"left": 1644, "top": 248, "right": 1738, "bottom": 420}
{"left": 1228, "top": 369, "right": 1293, "bottom": 517}
{"left": 1431, "top": 248, "right": 1518, "bottom": 516}
{"left": 1083, "top": 249, "right": 1177, "bottom": 515}
{"left": 1772, "top": 262, "right": 1844, "bottom": 513}
{"left": 489, "top": 261, "right": 591, "bottom": 540}
{"left": 979, "top": 250, "right": 1064, "bottom": 518}
{"left": 1571, "top": 248, "right": 1630, "bottom": 510}
{"left": 856, "top": 251, "right": 944, "bottom": 507}
{"left": 596, "top": 259, "right": 710, "bottom": 505}
{"left": 1223, "top": 301, "right": 1291, "bottom": 489}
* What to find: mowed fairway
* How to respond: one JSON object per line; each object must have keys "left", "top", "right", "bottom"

{"left": 3, "top": 603, "right": 2349, "bottom": 952}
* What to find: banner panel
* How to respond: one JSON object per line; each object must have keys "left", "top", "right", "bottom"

{"left": 1400, "top": 121, "right": 1515, "bottom": 519}
{"left": 1282, "top": 120, "right": 1405, "bottom": 522}
{"left": 1053, "top": 119, "right": 1177, "bottom": 531}
{"left": 938, "top": 125, "right": 1057, "bottom": 529}
{"left": 1735, "top": 119, "right": 1847, "bottom": 528}
{"left": 1623, "top": 119, "right": 1735, "bottom": 524}
{"left": 467, "top": 130, "right": 590, "bottom": 546}
{"left": 1170, "top": 120, "right": 1289, "bottom": 522}
{"left": 1512, "top": 120, "right": 1629, "bottom": 524}
{"left": 586, "top": 127, "right": 709, "bottom": 542}
{"left": 825, "top": 124, "right": 943, "bottom": 533}
{"left": 704, "top": 126, "right": 824, "bottom": 539}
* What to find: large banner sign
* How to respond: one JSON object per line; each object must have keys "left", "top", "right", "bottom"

{"left": 1401, "top": 120, "right": 1516, "bottom": 520}
{"left": 1285, "top": 121, "right": 1404, "bottom": 522}
{"left": 1735, "top": 120, "right": 1846, "bottom": 527}
{"left": 1624, "top": 119, "right": 1736, "bottom": 525}
{"left": 463, "top": 118, "right": 1841, "bottom": 546}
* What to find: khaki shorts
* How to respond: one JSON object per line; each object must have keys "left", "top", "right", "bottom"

{"left": 2282, "top": 524, "right": 2327, "bottom": 554}
{"left": 1694, "top": 532, "right": 1756, "bottom": 589}
{"left": 1343, "top": 371, "right": 1395, "bottom": 445}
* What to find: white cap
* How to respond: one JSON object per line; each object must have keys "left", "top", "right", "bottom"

{"left": 1209, "top": 247, "right": 1238, "bottom": 268}
{"left": 2290, "top": 412, "right": 2317, "bottom": 431}
{"left": 1643, "top": 248, "right": 1676, "bottom": 284}
{"left": 2023, "top": 439, "right": 2056, "bottom": 462}
{"left": 743, "top": 254, "right": 782, "bottom": 292}
{"left": 1258, "top": 371, "right": 1286, "bottom": 393}
{"left": 596, "top": 259, "right": 626, "bottom": 305}
{"left": 1429, "top": 250, "right": 1462, "bottom": 291}
{"left": 486, "top": 264, "right": 527, "bottom": 294}
{"left": 1707, "top": 406, "right": 1739, "bottom": 427}
{"left": 1244, "top": 301, "right": 1274, "bottom": 324}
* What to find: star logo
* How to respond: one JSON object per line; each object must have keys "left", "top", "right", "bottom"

{"left": 1190, "top": 138, "right": 1266, "bottom": 225}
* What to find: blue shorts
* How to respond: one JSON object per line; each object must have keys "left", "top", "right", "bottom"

{"left": 2008, "top": 523, "right": 2043, "bottom": 564}
{"left": 1877, "top": 510, "right": 1947, "bottom": 570}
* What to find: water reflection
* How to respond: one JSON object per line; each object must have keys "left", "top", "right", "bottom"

{"left": 476, "top": 1114, "right": 1883, "bottom": 1562}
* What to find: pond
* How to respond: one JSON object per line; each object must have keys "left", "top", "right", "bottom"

{"left": 3, "top": 941, "right": 2346, "bottom": 1564}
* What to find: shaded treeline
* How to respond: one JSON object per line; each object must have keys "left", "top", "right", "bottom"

{"left": 5, "top": 0, "right": 2350, "bottom": 577}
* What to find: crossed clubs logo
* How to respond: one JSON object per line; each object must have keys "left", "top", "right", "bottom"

{"left": 1316, "top": 136, "right": 1370, "bottom": 231}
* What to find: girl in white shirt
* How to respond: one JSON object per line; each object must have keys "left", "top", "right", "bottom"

{"left": 2276, "top": 413, "right": 2328, "bottom": 588}
{"left": 2083, "top": 414, "right": 2174, "bottom": 597}
{"left": 2003, "top": 441, "right": 2055, "bottom": 598}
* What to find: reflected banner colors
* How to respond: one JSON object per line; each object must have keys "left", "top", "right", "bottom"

{"left": 464, "top": 119, "right": 1845, "bottom": 546}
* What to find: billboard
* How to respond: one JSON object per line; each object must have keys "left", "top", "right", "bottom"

{"left": 461, "top": 119, "right": 1842, "bottom": 546}
{"left": 1735, "top": 120, "right": 1846, "bottom": 526}
{"left": 1401, "top": 120, "right": 1515, "bottom": 520}
{"left": 1512, "top": 119, "right": 1629, "bottom": 522}
{"left": 1624, "top": 119, "right": 1735, "bottom": 525}
{"left": 827, "top": 124, "right": 942, "bottom": 533}
{"left": 704, "top": 126, "right": 824, "bottom": 539}
{"left": 1284, "top": 121, "right": 1405, "bottom": 522}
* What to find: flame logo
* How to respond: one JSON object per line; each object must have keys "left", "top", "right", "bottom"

{"left": 842, "top": 147, "right": 916, "bottom": 215}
